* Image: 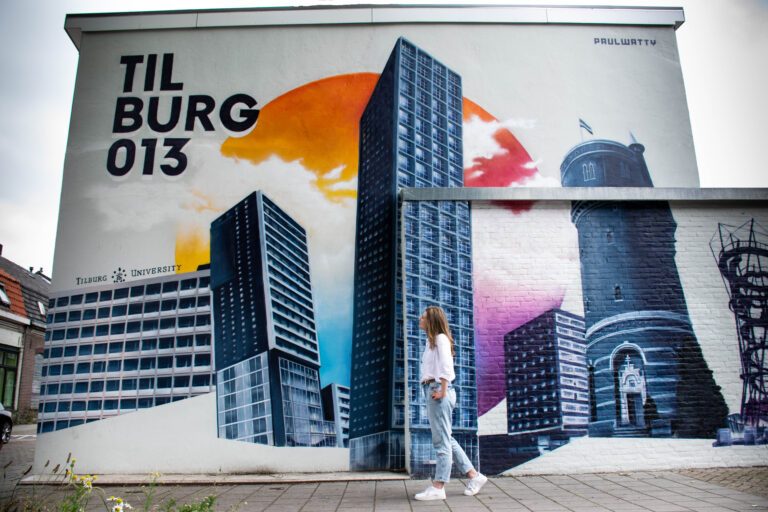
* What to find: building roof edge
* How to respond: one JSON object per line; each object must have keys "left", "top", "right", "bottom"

{"left": 64, "top": 4, "right": 685, "bottom": 51}
{"left": 400, "top": 187, "right": 768, "bottom": 202}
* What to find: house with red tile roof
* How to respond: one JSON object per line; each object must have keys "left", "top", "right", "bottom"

{"left": 0, "top": 244, "right": 50, "bottom": 415}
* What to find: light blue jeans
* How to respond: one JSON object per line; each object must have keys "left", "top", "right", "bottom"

{"left": 423, "top": 381, "right": 474, "bottom": 483}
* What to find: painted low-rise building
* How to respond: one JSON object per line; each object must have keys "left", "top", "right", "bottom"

{"left": 38, "top": 269, "right": 214, "bottom": 432}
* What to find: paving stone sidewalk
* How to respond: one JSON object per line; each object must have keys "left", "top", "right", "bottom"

{"left": 4, "top": 471, "right": 767, "bottom": 512}
{"left": 676, "top": 467, "right": 768, "bottom": 499}
{"left": 2, "top": 430, "right": 767, "bottom": 511}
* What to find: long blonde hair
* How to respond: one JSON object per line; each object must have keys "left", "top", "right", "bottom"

{"left": 423, "top": 305, "right": 455, "bottom": 357}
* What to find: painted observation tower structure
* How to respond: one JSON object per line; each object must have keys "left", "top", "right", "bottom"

{"left": 711, "top": 219, "right": 768, "bottom": 427}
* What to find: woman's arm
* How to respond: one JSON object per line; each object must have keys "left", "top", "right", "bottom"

{"left": 432, "top": 334, "right": 454, "bottom": 400}
{"left": 431, "top": 378, "right": 449, "bottom": 400}
{"left": 440, "top": 378, "right": 449, "bottom": 398}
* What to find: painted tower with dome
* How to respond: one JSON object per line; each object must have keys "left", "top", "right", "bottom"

{"left": 561, "top": 137, "right": 727, "bottom": 437}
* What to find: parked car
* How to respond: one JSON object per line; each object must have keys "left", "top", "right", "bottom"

{"left": 0, "top": 403, "right": 12, "bottom": 443}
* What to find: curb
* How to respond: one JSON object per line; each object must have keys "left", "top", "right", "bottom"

{"left": 20, "top": 471, "right": 410, "bottom": 486}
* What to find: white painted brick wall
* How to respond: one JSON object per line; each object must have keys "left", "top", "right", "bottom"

{"left": 504, "top": 437, "right": 768, "bottom": 475}
{"left": 472, "top": 200, "right": 768, "bottom": 473}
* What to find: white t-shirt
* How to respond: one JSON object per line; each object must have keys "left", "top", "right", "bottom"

{"left": 419, "top": 333, "right": 456, "bottom": 383}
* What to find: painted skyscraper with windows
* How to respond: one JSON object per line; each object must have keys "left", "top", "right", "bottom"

{"left": 561, "top": 137, "right": 727, "bottom": 437}
{"left": 211, "top": 191, "right": 336, "bottom": 447}
{"left": 322, "top": 383, "right": 351, "bottom": 448}
{"left": 472, "top": 308, "right": 588, "bottom": 475}
{"left": 349, "top": 38, "right": 476, "bottom": 476}
{"left": 504, "top": 308, "right": 589, "bottom": 439}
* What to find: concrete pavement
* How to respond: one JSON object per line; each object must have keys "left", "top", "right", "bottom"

{"left": 2, "top": 425, "right": 767, "bottom": 511}
{"left": 9, "top": 471, "right": 768, "bottom": 512}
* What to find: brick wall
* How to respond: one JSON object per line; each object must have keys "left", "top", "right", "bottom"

{"left": 17, "top": 328, "right": 44, "bottom": 413}
{"left": 467, "top": 200, "right": 768, "bottom": 473}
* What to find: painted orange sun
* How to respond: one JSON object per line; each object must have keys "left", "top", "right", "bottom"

{"left": 175, "top": 73, "right": 537, "bottom": 271}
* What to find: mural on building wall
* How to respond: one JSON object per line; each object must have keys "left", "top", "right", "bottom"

{"left": 40, "top": 37, "right": 530, "bottom": 450}
{"left": 43, "top": 20, "right": 757, "bottom": 475}
{"left": 468, "top": 135, "right": 768, "bottom": 473}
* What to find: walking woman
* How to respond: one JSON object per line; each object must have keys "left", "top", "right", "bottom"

{"left": 415, "top": 305, "right": 487, "bottom": 501}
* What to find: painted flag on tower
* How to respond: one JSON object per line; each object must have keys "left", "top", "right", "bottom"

{"left": 579, "top": 118, "right": 593, "bottom": 135}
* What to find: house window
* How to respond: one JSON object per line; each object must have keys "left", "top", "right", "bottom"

{"left": 614, "top": 285, "right": 623, "bottom": 301}
{"left": 0, "top": 285, "right": 10, "bottom": 306}
{"left": 0, "top": 348, "right": 19, "bottom": 408}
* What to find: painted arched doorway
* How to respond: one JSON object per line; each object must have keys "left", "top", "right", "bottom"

{"left": 612, "top": 346, "right": 647, "bottom": 428}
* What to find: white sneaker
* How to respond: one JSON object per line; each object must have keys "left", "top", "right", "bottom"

{"left": 464, "top": 473, "right": 488, "bottom": 496}
{"left": 415, "top": 485, "right": 446, "bottom": 501}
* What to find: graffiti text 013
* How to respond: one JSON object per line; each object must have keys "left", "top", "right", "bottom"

{"left": 108, "top": 53, "right": 260, "bottom": 178}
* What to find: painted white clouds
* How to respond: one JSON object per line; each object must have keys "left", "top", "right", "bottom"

{"left": 463, "top": 115, "right": 559, "bottom": 187}
{"left": 84, "top": 142, "right": 356, "bottom": 313}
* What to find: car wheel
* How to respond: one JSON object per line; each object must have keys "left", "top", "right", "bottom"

{"left": 0, "top": 421, "right": 10, "bottom": 443}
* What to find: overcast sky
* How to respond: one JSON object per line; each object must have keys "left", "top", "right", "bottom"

{"left": 0, "top": 0, "right": 766, "bottom": 275}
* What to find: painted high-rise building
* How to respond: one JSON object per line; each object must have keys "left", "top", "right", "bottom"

{"left": 39, "top": 270, "right": 214, "bottom": 433}
{"left": 349, "top": 37, "right": 476, "bottom": 476}
{"left": 471, "top": 309, "right": 589, "bottom": 474}
{"left": 504, "top": 309, "right": 589, "bottom": 439}
{"left": 211, "top": 191, "right": 336, "bottom": 447}
{"left": 322, "top": 383, "right": 351, "bottom": 448}
{"left": 561, "top": 138, "right": 727, "bottom": 437}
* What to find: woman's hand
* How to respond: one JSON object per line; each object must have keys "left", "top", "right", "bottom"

{"left": 431, "top": 389, "right": 445, "bottom": 401}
